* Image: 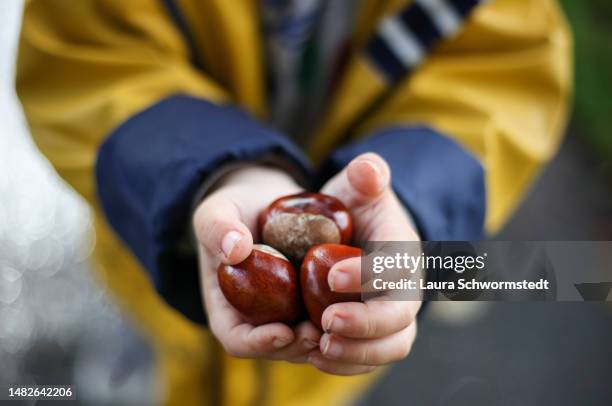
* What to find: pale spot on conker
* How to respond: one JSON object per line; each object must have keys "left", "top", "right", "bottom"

{"left": 252, "top": 244, "right": 289, "bottom": 262}
{"left": 262, "top": 213, "right": 341, "bottom": 260}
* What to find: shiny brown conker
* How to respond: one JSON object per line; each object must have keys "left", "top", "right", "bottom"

{"left": 300, "top": 243, "right": 362, "bottom": 329}
{"left": 259, "top": 192, "right": 353, "bottom": 260}
{"left": 218, "top": 244, "right": 301, "bottom": 326}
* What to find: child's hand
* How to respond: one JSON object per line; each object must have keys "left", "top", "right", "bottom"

{"left": 193, "top": 165, "right": 322, "bottom": 362}
{"left": 308, "top": 153, "right": 421, "bottom": 375}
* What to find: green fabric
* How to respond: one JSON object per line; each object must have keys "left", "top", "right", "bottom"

{"left": 560, "top": 0, "right": 612, "bottom": 165}
{"left": 299, "top": 35, "right": 320, "bottom": 94}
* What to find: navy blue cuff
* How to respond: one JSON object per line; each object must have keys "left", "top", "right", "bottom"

{"left": 320, "top": 127, "right": 486, "bottom": 241}
{"left": 95, "top": 95, "right": 313, "bottom": 324}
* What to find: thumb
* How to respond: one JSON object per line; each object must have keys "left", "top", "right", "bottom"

{"left": 193, "top": 195, "right": 254, "bottom": 264}
{"left": 321, "top": 153, "right": 391, "bottom": 210}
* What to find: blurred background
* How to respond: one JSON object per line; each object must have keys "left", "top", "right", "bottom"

{"left": 0, "top": 0, "right": 610, "bottom": 405}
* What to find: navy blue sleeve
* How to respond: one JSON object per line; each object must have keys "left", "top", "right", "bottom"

{"left": 319, "top": 127, "right": 486, "bottom": 241}
{"left": 95, "top": 95, "right": 313, "bottom": 324}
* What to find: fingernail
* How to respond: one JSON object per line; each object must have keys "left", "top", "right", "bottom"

{"left": 321, "top": 334, "right": 330, "bottom": 354}
{"left": 358, "top": 160, "right": 382, "bottom": 181}
{"left": 303, "top": 339, "right": 319, "bottom": 349}
{"left": 324, "top": 316, "right": 334, "bottom": 333}
{"left": 357, "top": 159, "right": 386, "bottom": 193}
{"left": 364, "top": 159, "right": 382, "bottom": 175}
{"left": 329, "top": 269, "right": 350, "bottom": 291}
{"left": 222, "top": 231, "right": 243, "bottom": 259}
{"left": 325, "top": 315, "right": 344, "bottom": 333}
{"left": 321, "top": 335, "right": 342, "bottom": 358}
{"left": 273, "top": 337, "right": 291, "bottom": 349}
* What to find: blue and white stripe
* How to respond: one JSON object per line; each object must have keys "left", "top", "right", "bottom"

{"left": 365, "top": 0, "right": 485, "bottom": 82}
{"left": 416, "top": 0, "right": 463, "bottom": 37}
{"left": 378, "top": 17, "right": 425, "bottom": 69}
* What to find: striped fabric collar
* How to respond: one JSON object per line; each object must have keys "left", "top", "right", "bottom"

{"left": 364, "top": 0, "right": 486, "bottom": 83}
{"left": 160, "top": 0, "right": 485, "bottom": 86}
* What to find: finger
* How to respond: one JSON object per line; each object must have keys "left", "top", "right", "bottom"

{"left": 308, "top": 351, "right": 377, "bottom": 376}
{"left": 219, "top": 322, "right": 295, "bottom": 358}
{"left": 346, "top": 153, "right": 391, "bottom": 199}
{"left": 321, "top": 153, "right": 391, "bottom": 210}
{"left": 362, "top": 192, "right": 420, "bottom": 242}
{"left": 327, "top": 257, "right": 361, "bottom": 293}
{"left": 267, "top": 321, "right": 322, "bottom": 363}
{"left": 322, "top": 300, "right": 418, "bottom": 338}
{"left": 327, "top": 254, "right": 413, "bottom": 295}
{"left": 319, "top": 323, "right": 417, "bottom": 366}
{"left": 193, "top": 195, "right": 253, "bottom": 264}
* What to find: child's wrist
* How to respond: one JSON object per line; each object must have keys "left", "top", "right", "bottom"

{"left": 219, "top": 164, "right": 298, "bottom": 189}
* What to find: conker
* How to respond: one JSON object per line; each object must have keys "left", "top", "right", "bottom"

{"left": 300, "top": 243, "right": 362, "bottom": 329}
{"left": 218, "top": 244, "right": 301, "bottom": 326}
{"left": 259, "top": 192, "right": 352, "bottom": 260}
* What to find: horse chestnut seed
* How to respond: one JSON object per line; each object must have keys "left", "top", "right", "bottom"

{"left": 300, "top": 243, "right": 362, "bottom": 329}
{"left": 259, "top": 192, "right": 352, "bottom": 260}
{"left": 218, "top": 244, "right": 301, "bottom": 326}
